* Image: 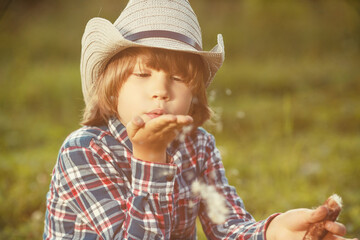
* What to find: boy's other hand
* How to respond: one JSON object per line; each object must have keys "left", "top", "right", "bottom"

{"left": 126, "top": 114, "right": 193, "bottom": 163}
{"left": 266, "top": 207, "right": 357, "bottom": 240}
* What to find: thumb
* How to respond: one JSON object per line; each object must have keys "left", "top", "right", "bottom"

{"left": 308, "top": 206, "right": 328, "bottom": 224}
{"left": 126, "top": 116, "right": 145, "bottom": 138}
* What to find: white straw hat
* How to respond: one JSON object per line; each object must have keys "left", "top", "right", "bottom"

{"left": 80, "top": 0, "right": 225, "bottom": 105}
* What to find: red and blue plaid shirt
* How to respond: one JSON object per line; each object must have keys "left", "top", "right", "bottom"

{"left": 44, "top": 117, "right": 277, "bottom": 239}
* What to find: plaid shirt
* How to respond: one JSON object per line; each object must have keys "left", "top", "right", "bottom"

{"left": 44, "top": 117, "right": 277, "bottom": 239}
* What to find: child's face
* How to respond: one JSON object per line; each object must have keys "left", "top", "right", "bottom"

{"left": 116, "top": 58, "right": 193, "bottom": 125}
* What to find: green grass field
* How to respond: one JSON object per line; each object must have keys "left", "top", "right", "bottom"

{"left": 0, "top": 0, "right": 359, "bottom": 239}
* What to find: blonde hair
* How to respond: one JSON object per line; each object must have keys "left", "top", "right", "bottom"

{"left": 82, "top": 47, "right": 211, "bottom": 128}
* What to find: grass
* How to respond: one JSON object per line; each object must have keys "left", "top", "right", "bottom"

{"left": 200, "top": 59, "right": 360, "bottom": 237}
{"left": 0, "top": 0, "right": 359, "bottom": 239}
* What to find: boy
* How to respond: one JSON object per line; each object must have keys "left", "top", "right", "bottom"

{"left": 44, "top": 0, "right": 355, "bottom": 239}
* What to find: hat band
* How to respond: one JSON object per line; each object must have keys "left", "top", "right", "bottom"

{"left": 125, "top": 30, "right": 202, "bottom": 51}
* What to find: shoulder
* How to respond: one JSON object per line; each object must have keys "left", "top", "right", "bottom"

{"left": 61, "top": 125, "right": 108, "bottom": 151}
{"left": 181, "top": 127, "right": 217, "bottom": 155}
{"left": 192, "top": 127, "right": 216, "bottom": 145}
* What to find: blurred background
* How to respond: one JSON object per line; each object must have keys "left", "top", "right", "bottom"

{"left": 0, "top": 0, "right": 359, "bottom": 239}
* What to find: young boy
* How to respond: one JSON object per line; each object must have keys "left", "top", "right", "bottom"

{"left": 44, "top": 0, "right": 355, "bottom": 239}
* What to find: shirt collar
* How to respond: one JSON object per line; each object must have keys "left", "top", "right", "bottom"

{"left": 108, "top": 117, "right": 133, "bottom": 152}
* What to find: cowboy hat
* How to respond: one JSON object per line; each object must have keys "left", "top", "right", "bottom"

{"left": 80, "top": 0, "right": 225, "bottom": 105}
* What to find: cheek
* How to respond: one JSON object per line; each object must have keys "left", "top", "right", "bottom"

{"left": 176, "top": 88, "right": 193, "bottom": 114}
{"left": 116, "top": 85, "right": 135, "bottom": 124}
{"left": 116, "top": 92, "right": 126, "bottom": 121}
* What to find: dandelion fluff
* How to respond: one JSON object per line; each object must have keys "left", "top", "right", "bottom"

{"left": 208, "top": 90, "right": 217, "bottom": 103}
{"left": 236, "top": 111, "right": 245, "bottom": 119}
{"left": 209, "top": 170, "right": 217, "bottom": 181}
{"left": 192, "top": 97, "right": 199, "bottom": 104}
{"left": 183, "top": 170, "right": 196, "bottom": 181}
{"left": 330, "top": 194, "right": 343, "bottom": 208}
{"left": 158, "top": 168, "right": 173, "bottom": 178}
{"left": 176, "top": 125, "right": 193, "bottom": 142}
{"left": 191, "top": 180, "right": 229, "bottom": 224}
{"left": 191, "top": 180, "right": 201, "bottom": 195}
{"left": 225, "top": 88, "right": 232, "bottom": 96}
{"left": 188, "top": 200, "right": 195, "bottom": 209}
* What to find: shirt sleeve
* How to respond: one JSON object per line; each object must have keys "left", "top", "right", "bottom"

{"left": 53, "top": 138, "right": 177, "bottom": 240}
{"left": 198, "top": 134, "right": 279, "bottom": 240}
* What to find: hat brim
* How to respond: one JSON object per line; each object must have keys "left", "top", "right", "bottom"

{"left": 80, "top": 17, "right": 225, "bottom": 105}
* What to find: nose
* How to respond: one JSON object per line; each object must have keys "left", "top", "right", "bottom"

{"left": 152, "top": 89, "right": 169, "bottom": 101}
{"left": 151, "top": 73, "right": 170, "bottom": 101}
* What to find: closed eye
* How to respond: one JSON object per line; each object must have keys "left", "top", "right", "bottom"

{"left": 171, "top": 75, "right": 184, "bottom": 82}
{"left": 134, "top": 73, "right": 151, "bottom": 78}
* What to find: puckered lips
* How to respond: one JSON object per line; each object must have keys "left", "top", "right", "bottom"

{"left": 146, "top": 108, "right": 165, "bottom": 119}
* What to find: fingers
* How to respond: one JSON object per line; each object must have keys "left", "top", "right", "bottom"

{"left": 324, "top": 235, "right": 358, "bottom": 240}
{"left": 308, "top": 206, "right": 329, "bottom": 224}
{"left": 307, "top": 209, "right": 355, "bottom": 240}
{"left": 126, "top": 116, "right": 145, "bottom": 138}
{"left": 127, "top": 114, "right": 193, "bottom": 142}
{"left": 153, "top": 114, "right": 192, "bottom": 126}
{"left": 325, "top": 221, "right": 346, "bottom": 236}
{"left": 146, "top": 114, "right": 193, "bottom": 132}
{"left": 145, "top": 114, "right": 177, "bottom": 132}
{"left": 155, "top": 115, "right": 193, "bottom": 138}
{"left": 175, "top": 115, "right": 193, "bottom": 125}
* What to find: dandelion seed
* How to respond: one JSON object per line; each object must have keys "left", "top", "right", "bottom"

{"left": 208, "top": 90, "right": 217, "bottom": 103}
{"left": 216, "top": 122, "right": 223, "bottom": 132}
{"left": 176, "top": 125, "right": 193, "bottom": 142}
{"left": 192, "top": 97, "right": 199, "bottom": 105}
{"left": 183, "top": 170, "right": 195, "bottom": 182}
{"left": 225, "top": 88, "right": 232, "bottom": 96}
{"left": 191, "top": 180, "right": 229, "bottom": 224}
{"left": 212, "top": 107, "right": 223, "bottom": 120}
{"left": 209, "top": 170, "right": 216, "bottom": 181}
{"left": 228, "top": 225, "right": 236, "bottom": 231}
{"left": 236, "top": 111, "right": 245, "bottom": 119}
{"left": 211, "top": 107, "right": 223, "bottom": 133}
{"left": 299, "top": 161, "right": 321, "bottom": 176}
{"left": 217, "top": 146, "right": 227, "bottom": 158}
{"left": 188, "top": 200, "right": 195, "bottom": 209}
{"left": 178, "top": 134, "right": 186, "bottom": 142}
{"left": 31, "top": 210, "right": 43, "bottom": 222}
{"left": 331, "top": 194, "right": 343, "bottom": 208}
{"left": 158, "top": 169, "right": 167, "bottom": 177}
{"left": 158, "top": 168, "right": 172, "bottom": 178}
{"left": 191, "top": 180, "right": 201, "bottom": 195}
{"left": 182, "top": 125, "right": 193, "bottom": 134}
{"left": 228, "top": 168, "right": 239, "bottom": 177}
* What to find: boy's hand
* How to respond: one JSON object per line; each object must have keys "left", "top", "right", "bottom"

{"left": 126, "top": 114, "right": 193, "bottom": 163}
{"left": 266, "top": 207, "right": 357, "bottom": 240}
